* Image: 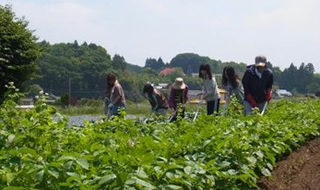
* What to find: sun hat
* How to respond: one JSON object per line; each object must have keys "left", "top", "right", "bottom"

{"left": 172, "top": 77, "right": 186, "bottom": 90}
{"left": 255, "top": 55, "right": 267, "bottom": 67}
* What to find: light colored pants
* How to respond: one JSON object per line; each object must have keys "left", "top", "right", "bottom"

{"left": 104, "top": 98, "right": 125, "bottom": 117}
{"left": 244, "top": 100, "right": 268, "bottom": 115}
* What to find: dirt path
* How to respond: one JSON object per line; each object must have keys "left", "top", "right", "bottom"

{"left": 258, "top": 137, "right": 320, "bottom": 190}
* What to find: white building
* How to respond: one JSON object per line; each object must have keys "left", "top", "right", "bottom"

{"left": 276, "top": 89, "right": 293, "bottom": 97}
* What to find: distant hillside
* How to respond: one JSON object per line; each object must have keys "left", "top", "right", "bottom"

{"left": 169, "top": 53, "right": 247, "bottom": 76}
{"left": 126, "top": 63, "right": 143, "bottom": 73}
{"left": 27, "top": 41, "right": 319, "bottom": 102}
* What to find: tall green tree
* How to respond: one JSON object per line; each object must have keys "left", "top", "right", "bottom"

{"left": 112, "top": 54, "right": 127, "bottom": 72}
{"left": 0, "top": 5, "right": 40, "bottom": 103}
{"left": 279, "top": 63, "right": 298, "bottom": 91}
{"left": 32, "top": 41, "right": 112, "bottom": 98}
{"left": 144, "top": 57, "right": 165, "bottom": 70}
{"left": 278, "top": 62, "right": 317, "bottom": 94}
{"left": 170, "top": 53, "right": 210, "bottom": 74}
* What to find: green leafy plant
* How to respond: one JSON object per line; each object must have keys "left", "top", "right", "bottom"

{"left": 0, "top": 84, "right": 319, "bottom": 189}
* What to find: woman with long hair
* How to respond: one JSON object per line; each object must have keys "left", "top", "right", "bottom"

{"left": 221, "top": 66, "right": 244, "bottom": 105}
{"left": 198, "top": 64, "right": 220, "bottom": 115}
{"left": 105, "top": 74, "right": 126, "bottom": 118}
{"left": 143, "top": 83, "right": 168, "bottom": 115}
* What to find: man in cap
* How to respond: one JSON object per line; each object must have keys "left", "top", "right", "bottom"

{"left": 168, "top": 77, "right": 189, "bottom": 122}
{"left": 242, "top": 55, "right": 273, "bottom": 115}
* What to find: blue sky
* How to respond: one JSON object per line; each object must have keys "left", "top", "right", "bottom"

{"left": 1, "top": 0, "right": 320, "bottom": 73}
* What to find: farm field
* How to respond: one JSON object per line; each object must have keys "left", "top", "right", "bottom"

{"left": 1, "top": 87, "right": 319, "bottom": 189}
{"left": 258, "top": 137, "right": 320, "bottom": 190}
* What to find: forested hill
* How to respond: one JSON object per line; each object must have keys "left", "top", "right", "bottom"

{"left": 2, "top": 5, "right": 318, "bottom": 104}
{"left": 29, "top": 41, "right": 320, "bottom": 102}
{"left": 32, "top": 41, "right": 113, "bottom": 98}
{"left": 30, "top": 41, "right": 249, "bottom": 101}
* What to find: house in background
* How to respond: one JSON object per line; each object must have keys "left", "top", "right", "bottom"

{"left": 275, "top": 89, "right": 293, "bottom": 97}
{"left": 159, "top": 67, "right": 176, "bottom": 76}
{"left": 154, "top": 83, "right": 170, "bottom": 90}
{"left": 16, "top": 97, "right": 35, "bottom": 109}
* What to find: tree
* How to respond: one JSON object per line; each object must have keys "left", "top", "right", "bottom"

{"left": 306, "top": 82, "right": 320, "bottom": 94}
{"left": 297, "top": 63, "right": 314, "bottom": 93}
{"left": 170, "top": 53, "right": 210, "bottom": 74}
{"left": 26, "top": 84, "right": 43, "bottom": 97}
{"left": 112, "top": 54, "right": 127, "bottom": 72}
{"left": 272, "top": 66, "right": 282, "bottom": 86}
{"left": 0, "top": 5, "right": 40, "bottom": 103}
{"left": 144, "top": 57, "right": 165, "bottom": 70}
{"left": 278, "top": 62, "right": 317, "bottom": 94}
{"left": 157, "top": 57, "right": 165, "bottom": 68}
{"left": 279, "top": 63, "right": 298, "bottom": 91}
{"left": 305, "top": 63, "right": 315, "bottom": 74}
{"left": 32, "top": 42, "right": 112, "bottom": 99}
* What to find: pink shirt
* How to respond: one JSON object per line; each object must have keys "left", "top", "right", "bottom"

{"left": 107, "top": 80, "right": 126, "bottom": 106}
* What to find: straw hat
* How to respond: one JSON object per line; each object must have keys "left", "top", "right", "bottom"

{"left": 172, "top": 77, "right": 186, "bottom": 89}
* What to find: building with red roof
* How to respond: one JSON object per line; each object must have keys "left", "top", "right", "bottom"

{"left": 159, "top": 67, "right": 176, "bottom": 76}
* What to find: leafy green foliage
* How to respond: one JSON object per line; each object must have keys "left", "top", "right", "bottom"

{"left": 0, "top": 5, "right": 40, "bottom": 104}
{"left": 279, "top": 63, "right": 316, "bottom": 93}
{"left": 145, "top": 57, "right": 166, "bottom": 71}
{"left": 1, "top": 85, "right": 320, "bottom": 189}
{"left": 32, "top": 40, "right": 112, "bottom": 99}
{"left": 169, "top": 53, "right": 247, "bottom": 76}
{"left": 112, "top": 54, "right": 127, "bottom": 72}
{"left": 60, "top": 93, "right": 70, "bottom": 107}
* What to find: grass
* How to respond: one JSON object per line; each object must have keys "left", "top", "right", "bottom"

{"left": 55, "top": 99, "right": 152, "bottom": 116}
{"left": 55, "top": 105, "right": 104, "bottom": 116}
{"left": 54, "top": 98, "right": 204, "bottom": 116}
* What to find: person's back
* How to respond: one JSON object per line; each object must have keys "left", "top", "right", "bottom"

{"left": 143, "top": 83, "right": 168, "bottom": 115}
{"left": 222, "top": 66, "right": 244, "bottom": 105}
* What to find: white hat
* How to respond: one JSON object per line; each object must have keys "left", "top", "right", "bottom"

{"left": 172, "top": 77, "right": 186, "bottom": 89}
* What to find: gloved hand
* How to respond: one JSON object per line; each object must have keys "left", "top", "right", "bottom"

{"left": 246, "top": 94, "right": 258, "bottom": 108}
{"left": 266, "top": 89, "right": 272, "bottom": 101}
{"left": 108, "top": 103, "right": 114, "bottom": 109}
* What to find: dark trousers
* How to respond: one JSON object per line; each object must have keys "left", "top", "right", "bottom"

{"left": 169, "top": 109, "right": 185, "bottom": 122}
{"left": 207, "top": 99, "right": 220, "bottom": 115}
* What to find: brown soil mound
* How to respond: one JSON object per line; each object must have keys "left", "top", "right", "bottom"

{"left": 258, "top": 138, "right": 320, "bottom": 190}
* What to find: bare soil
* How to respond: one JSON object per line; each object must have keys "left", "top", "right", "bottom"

{"left": 258, "top": 137, "right": 320, "bottom": 190}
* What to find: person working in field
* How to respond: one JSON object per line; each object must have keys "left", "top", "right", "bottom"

{"left": 143, "top": 83, "right": 168, "bottom": 115}
{"left": 221, "top": 66, "right": 244, "bottom": 105}
{"left": 198, "top": 64, "right": 221, "bottom": 115}
{"left": 168, "top": 77, "right": 189, "bottom": 122}
{"left": 242, "top": 55, "right": 273, "bottom": 115}
{"left": 105, "top": 74, "right": 126, "bottom": 118}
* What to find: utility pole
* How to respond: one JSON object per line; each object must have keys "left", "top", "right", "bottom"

{"left": 68, "top": 77, "right": 71, "bottom": 105}
{"left": 50, "top": 80, "right": 53, "bottom": 94}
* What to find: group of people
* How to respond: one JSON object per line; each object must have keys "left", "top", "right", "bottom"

{"left": 104, "top": 55, "right": 274, "bottom": 120}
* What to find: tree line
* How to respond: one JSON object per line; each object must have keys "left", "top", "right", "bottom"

{"left": 1, "top": 5, "right": 319, "bottom": 105}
